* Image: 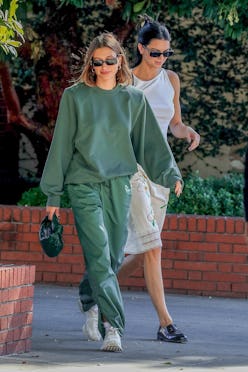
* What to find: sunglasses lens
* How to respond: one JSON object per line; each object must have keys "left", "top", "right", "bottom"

{"left": 92, "top": 58, "right": 118, "bottom": 67}
{"left": 150, "top": 52, "right": 161, "bottom": 58}
{"left": 148, "top": 49, "right": 174, "bottom": 58}
{"left": 93, "top": 60, "right": 103, "bottom": 67}
{"left": 105, "top": 58, "right": 118, "bottom": 65}
{"left": 164, "top": 50, "right": 173, "bottom": 57}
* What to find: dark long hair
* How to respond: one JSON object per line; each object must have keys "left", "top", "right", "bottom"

{"left": 134, "top": 15, "right": 171, "bottom": 67}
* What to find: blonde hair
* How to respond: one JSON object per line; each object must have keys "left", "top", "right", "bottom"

{"left": 79, "top": 32, "right": 132, "bottom": 86}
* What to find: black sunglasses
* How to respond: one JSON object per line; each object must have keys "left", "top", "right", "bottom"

{"left": 143, "top": 46, "right": 174, "bottom": 58}
{"left": 91, "top": 57, "right": 118, "bottom": 67}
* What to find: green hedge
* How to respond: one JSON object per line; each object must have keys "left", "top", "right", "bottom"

{"left": 167, "top": 172, "right": 244, "bottom": 216}
{"left": 18, "top": 172, "right": 244, "bottom": 217}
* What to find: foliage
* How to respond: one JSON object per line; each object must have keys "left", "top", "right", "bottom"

{"left": 18, "top": 172, "right": 245, "bottom": 217}
{"left": 120, "top": 0, "right": 248, "bottom": 42}
{"left": 167, "top": 172, "right": 244, "bottom": 217}
{"left": 18, "top": 186, "right": 71, "bottom": 208}
{"left": 7, "top": 1, "right": 248, "bottom": 186}
{"left": 163, "top": 7, "right": 248, "bottom": 173}
{"left": 0, "top": 0, "right": 24, "bottom": 57}
{"left": 59, "top": 0, "right": 84, "bottom": 7}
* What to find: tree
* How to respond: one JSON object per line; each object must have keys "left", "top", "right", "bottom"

{"left": 0, "top": 0, "right": 247, "bottom": 204}
{"left": 0, "top": 0, "right": 24, "bottom": 57}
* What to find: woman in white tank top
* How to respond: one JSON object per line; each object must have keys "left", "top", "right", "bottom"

{"left": 118, "top": 16, "right": 200, "bottom": 343}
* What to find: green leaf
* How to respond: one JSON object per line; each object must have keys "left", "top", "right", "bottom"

{"left": 133, "top": 0, "right": 147, "bottom": 14}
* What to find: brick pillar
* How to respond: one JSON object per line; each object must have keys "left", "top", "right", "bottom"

{"left": 0, "top": 264, "right": 36, "bottom": 356}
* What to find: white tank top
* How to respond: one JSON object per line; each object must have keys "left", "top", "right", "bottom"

{"left": 133, "top": 69, "right": 175, "bottom": 138}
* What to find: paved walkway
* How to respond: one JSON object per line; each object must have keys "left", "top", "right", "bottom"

{"left": 1, "top": 284, "right": 248, "bottom": 371}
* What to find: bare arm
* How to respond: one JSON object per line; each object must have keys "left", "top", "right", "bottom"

{"left": 167, "top": 70, "right": 200, "bottom": 151}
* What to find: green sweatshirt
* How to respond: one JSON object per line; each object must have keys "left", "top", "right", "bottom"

{"left": 40, "top": 82, "right": 182, "bottom": 206}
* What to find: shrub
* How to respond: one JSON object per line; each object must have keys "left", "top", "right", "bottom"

{"left": 18, "top": 187, "right": 71, "bottom": 208}
{"left": 18, "top": 172, "right": 245, "bottom": 217}
{"left": 167, "top": 172, "right": 244, "bottom": 217}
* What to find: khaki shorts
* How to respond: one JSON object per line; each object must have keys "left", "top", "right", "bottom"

{"left": 124, "top": 165, "right": 170, "bottom": 254}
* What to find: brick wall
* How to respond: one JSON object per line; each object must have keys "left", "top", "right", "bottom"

{"left": 0, "top": 264, "right": 35, "bottom": 356}
{"left": 0, "top": 205, "right": 247, "bottom": 298}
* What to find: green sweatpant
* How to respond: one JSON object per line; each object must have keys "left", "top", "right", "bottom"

{"left": 66, "top": 176, "right": 131, "bottom": 338}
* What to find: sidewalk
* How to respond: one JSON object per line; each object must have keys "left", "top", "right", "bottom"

{"left": 1, "top": 284, "right": 248, "bottom": 371}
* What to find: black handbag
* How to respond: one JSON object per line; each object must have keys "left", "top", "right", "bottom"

{"left": 39, "top": 213, "right": 64, "bottom": 257}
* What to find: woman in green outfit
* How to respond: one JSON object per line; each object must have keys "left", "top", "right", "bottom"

{"left": 40, "top": 32, "right": 183, "bottom": 353}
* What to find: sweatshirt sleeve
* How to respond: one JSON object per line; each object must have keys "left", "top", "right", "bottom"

{"left": 131, "top": 93, "right": 183, "bottom": 189}
{"left": 40, "top": 89, "right": 77, "bottom": 206}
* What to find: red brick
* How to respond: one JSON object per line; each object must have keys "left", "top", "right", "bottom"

{"left": 167, "top": 215, "right": 178, "bottom": 230}
{"left": 0, "top": 317, "right": 8, "bottom": 330}
{"left": 173, "top": 279, "right": 216, "bottom": 291}
{"left": 187, "top": 216, "right": 197, "bottom": 231}
{"left": 233, "top": 244, "right": 248, "bottom": 253}
{"left": 218, "top": 243, "right": 232, "bottom": 253}
{"left": 218, "top": 263, "right": 233, "bottom": 272}
{"left": 232, "top": 283, "right": 248, "bottom": 293}
{"left": 206, "top": 234, "right": 245, "bottom": 244}
{"left": 216, "top": 218, "right": 226, "bottom": 233}
{"left": 175, "top": 261, "right": 217, "bottom": 271}
{"left": 8, "top": 312, "right": 32, "bottom": 328}
{"left": 233, "top": 264, "right": 248, "bottom": 273}
{"left": 64, "top": 235, "right": 81, "bottom": 244}
{"left": 177, "top": 241, "right": 217, "bottom": 252}
{"left": 56, "top": 273, "right": 82, "bottom": 284}
{"left": 63, "top": 225, "right": 74, "bottom": 235}
{"left": 1, "top": 205, "right": 248, "bottom": 299}
{"left": 0, "top": 330, "right": 8, "bottom": 343}
{"left": 3, "top": 206, "right": 11, "bottom": 220}
{"left": 205, "top": 252, "right": 246, "bottom": 263}
{"left": 203, "top": 272, "right": 245, "bottom": 282}
{"left": 20, "top": 299, "right": 33, "bottom": 313}
{"left": 22, "top": 208, "right": 31, "bottom": 223}
{"left": 38, "top": 262, "right": 71, "bottom": 273}
{"left": 197, "top": 217, "right": 207, "bottom": 232}
{"left": 226, "top": 219, "right": 235, "bottom": 233}
{"left": 6, "top": 339, "right": 27, "bottom": 354}
{"left": 163, "top": 269, "right": 187, "bottom": 279}
{"left": 0, "top": 344, "right": 7, "bottom": 356}
{"left": 188, "top": 271, "right": 202, "bottom": 280}
{"left": 162, "top": 251, "right": 188, "bottom": 260}
{"left": 178, "top": 216, "right": 187, "bottom": 230}
{"left": 235, "top": 220, "right": 245, "bottom": 234}
{"left": 12, "top": 207, "right": 21, "bottom": 222}
{"left": 161, "top": 259, "right": 173, "bottom": 269}
{"left": 30, "top": 208, "right": 41, "bottom": 223}
{"left": 30, "top": 224, "right": 39, "bottom": 233}
{"left": 121, "top": 277, "right": 146, "bottom": 287}
{"left": 206, "top": 217, "right": 216, "bottom": 232}
{"left": 188, "top": 252, "right": 204, "bottom": 261}
{"left": 0, "top": 222, "right": 15, "bottom": 231}
{"left": 165, "top": 232, "right": 190, "bottom": 241}
{"left": 217, "top": 282, "right": 231, "bottom": 291}
{"left": 189, "top": 232, "right": 205, "bottom": 241}
{"left": 72, "top": 264, "right": 84, "bottom": 274}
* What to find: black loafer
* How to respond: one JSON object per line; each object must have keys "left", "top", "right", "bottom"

{"left": 157, "top": 324, "right": 188, "bottom": 343}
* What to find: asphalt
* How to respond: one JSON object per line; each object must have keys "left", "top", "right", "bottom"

{"left": 0, "top": 284, "right": 248, "bottom": 372}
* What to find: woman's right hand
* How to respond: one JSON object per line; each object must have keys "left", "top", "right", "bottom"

{"left": 46, "top": 206, "right": 60, "bottom": 221}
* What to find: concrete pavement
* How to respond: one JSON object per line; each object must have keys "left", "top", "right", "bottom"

{"left": 0, "top": 284, "right": 248, "bottom": 371}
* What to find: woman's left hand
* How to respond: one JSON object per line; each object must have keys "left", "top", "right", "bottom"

{"left": 186, "top": 127, "right": 200, "bottom": 151}
{"left": 175, "top": 180, "right": 183, "bottom": 197}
